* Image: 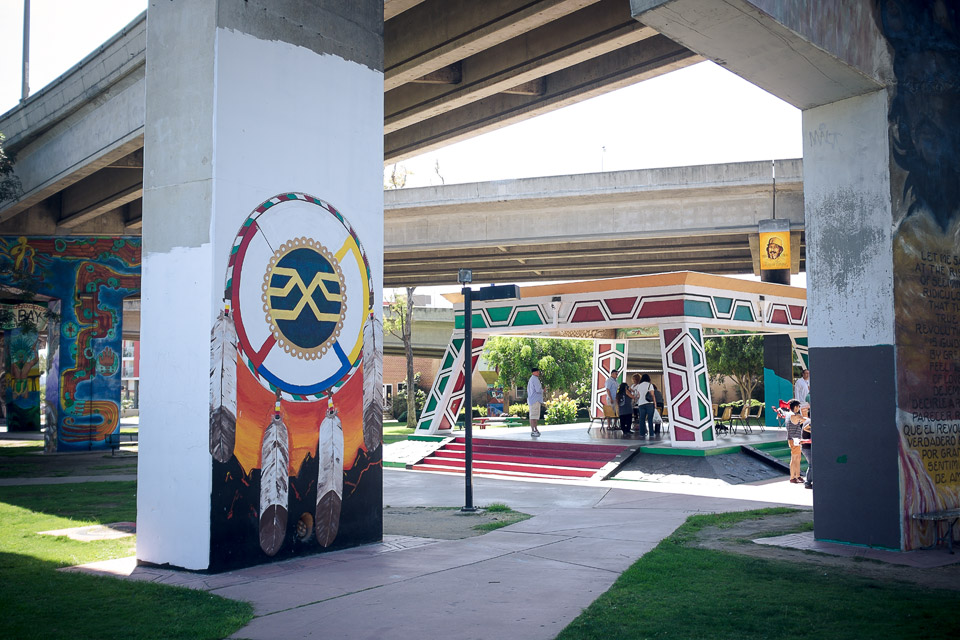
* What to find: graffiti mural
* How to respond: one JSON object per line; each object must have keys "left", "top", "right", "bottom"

{"left": 208, "top": 193, "right": 381, "bottom": 570}
{"left": 875, "top": 2, "right": 960, "bottom": 548}
{"left": 3, "top": 327, "right": 41, "bottom": 431}
{"left": 0, "top": 237, "right": 141, "bottom": 450}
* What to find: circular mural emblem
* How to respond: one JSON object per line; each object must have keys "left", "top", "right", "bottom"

{"left": 262, "top": 238, "right": 346, "bottom": 360}
{"left": 226, "top": 193, "right": 372, "bottom": 399}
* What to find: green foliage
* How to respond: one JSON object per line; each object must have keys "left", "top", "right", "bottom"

{"left": 508, "top": 403, "right": 529, "bottom": 417}
{"left": 482, "top": 336, "right": 592, "bottom": 396}
{"left": 483, "top": 503, "right": 512, "bottom": 513}
{"left": 0, "top": 131, "right": 23, "bottom": 203}
{"left": 474, "top": 405, "right": 487, "bottom": 417}
{"left": 544, "top": 393, "right": 578, "bottom": 425}
{"left": 0, "top": 482, "right": 251, "bottom": 639}
{"left": 393, "top": 371, "right": 426, "bottom": 422}
{"left": 704, "top": 335, "right": 764, "bottom": 401}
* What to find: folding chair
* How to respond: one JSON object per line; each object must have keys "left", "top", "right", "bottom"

{"left": 746, "top": 403, "right": 765, "bottom": 432}
{"left": 714, "top": 405, "right": 732, "bottom": 434}
{"left": 730, "top": 403, "right": 753, "bottom": 434}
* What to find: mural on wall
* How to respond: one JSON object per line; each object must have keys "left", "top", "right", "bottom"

{"left": 3, "top": 328, "right": 41, "bottom": 431}
{"left": 876, "top": 1, "right": 960, "bottom": 548}
{"left": 0, "top": 238, "right": 140, "bottom": 450}
{"left": 208, "top": 193, "right": 381, "bottom": 570}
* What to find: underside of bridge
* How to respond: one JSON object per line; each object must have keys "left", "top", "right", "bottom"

{"left": 0, "top": 0, "right": 765, "bottom": 288}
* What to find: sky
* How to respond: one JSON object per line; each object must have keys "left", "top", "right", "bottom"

{"left": 0, "top": 1, "right": 804, "bottom": 297}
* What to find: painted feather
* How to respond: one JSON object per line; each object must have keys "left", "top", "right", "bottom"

{"left": 362, "top": 313, "right": 384, "bottom": 454}
{"left": 315, "top": 406, "right": 344, "bottom": 547}
{"left": 259, "top": 413, "right": 289, "bottom": 556}
{"left": 209, "top": 309, "right": 238, "bottom": 463}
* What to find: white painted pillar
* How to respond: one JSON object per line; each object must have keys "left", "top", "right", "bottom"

{"left": 591, "top": 339, "right": 627, "bottom": 418}
{"left": 138, "top": 1, "right": 383, "bottom": 571}
{"left": 659, "top": 323, "right": 714, "bottom": 448}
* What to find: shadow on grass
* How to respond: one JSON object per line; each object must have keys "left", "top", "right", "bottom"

{"left": 0, "top": 552, "right": 251, "bottom": 640}
{"left": 0, "top": 481, "right": 252, "bottom": 639}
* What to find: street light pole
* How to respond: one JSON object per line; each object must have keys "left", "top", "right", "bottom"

{"left": 456, "top": 272, "right": 519, "bottom": 514}
{"left": 461, "top": 283, "right": 475, "bottom": 512}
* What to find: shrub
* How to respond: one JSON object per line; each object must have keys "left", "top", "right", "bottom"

{"left": 545, "top": 393, "right": 577, "bottom": 425}
{"left": 508, "top": 403, "right": 529, "bottom": 417}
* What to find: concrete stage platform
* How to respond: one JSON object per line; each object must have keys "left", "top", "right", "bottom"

{"left": 444, "top": 420, "right": 788, "bottom": 455}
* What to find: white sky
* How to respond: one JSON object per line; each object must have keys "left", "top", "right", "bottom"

{"left": 0, "top": 1, "right": 804, "bottom": 298}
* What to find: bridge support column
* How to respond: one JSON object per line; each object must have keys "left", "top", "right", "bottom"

{"left": 138, "top": 1, "right": 383, "bottom": 571}
{"left": 762, "top": 334, "right": 794, "bottom": 426}
{"left": 591, "top": 340, "right": 626, "bottom": 419}
{"left": 659, "top": 323, "right": 714, "bottom": 448}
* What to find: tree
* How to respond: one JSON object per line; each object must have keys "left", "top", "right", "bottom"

{"left": 703, "top": 335, "right": 764, "bottom": 402}
{"left": 0, "top": 132, "right": 23, "bottom": 204}
{"left": 384, "top": 287, "right": 417, "bottom": 426}
{"left": 384, "top": 163, "right": 412, "bottom": 189}
{"left": 482, "top": 337, "right": 592, "bottom": 401}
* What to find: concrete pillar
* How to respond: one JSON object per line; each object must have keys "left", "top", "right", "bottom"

{"left": 762, "top": 334, "right": 794, "bottom": 426}
{"left": 139, "top": 1, "right": 383, "bottom": 571}
{"left": 633, "top": 0, "right": 960, "bottom": 554}
{"left": 591, "top": 339, "right": 626, "bottom": 417}
{"left": 659, "top": 323, "right": 714, "bottom": 447}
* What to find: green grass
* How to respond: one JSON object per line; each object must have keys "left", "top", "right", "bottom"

{"left": 0, "top": 442, "right": 44, "bottom": 457}
{"left": 473, "top": 504, "right": 530, "bottom": 532}
{"left": 0, "top": 482, "right": 252, "bottom": 640}
{"left": 557, "top": 508, "right": 960, "bottom": 640}
{"left": 383, "top": 424, "right": 416, "bottom": 445}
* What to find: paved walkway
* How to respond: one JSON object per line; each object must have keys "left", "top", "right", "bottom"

{"left": 68, "top": 469, "right": 812, "bottom": 640}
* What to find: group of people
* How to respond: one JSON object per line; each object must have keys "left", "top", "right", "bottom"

{"left": 605, "top": 369, "right": 662, "bottom": 437}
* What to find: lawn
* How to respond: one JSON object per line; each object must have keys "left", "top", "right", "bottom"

{"left": 384, "top": 423, "right": 415, "bottom": 445}
{"left": 557, "top": 508, "right": 960, "bottom": 640}
{"left": 0, "top": 481, "right": 251, "bottom": 640}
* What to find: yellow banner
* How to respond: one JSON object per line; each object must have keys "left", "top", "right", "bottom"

{"left": 760, "top": 231, "right": 790, "bottom": 270}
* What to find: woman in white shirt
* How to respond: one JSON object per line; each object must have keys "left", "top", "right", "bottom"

{"left": 632, "top": 373, "right": 656, "bottom": 437}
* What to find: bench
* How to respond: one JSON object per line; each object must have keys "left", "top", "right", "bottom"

{"left": 911, "top": 509, "right": 960, "bottom": 554}
{"left": 105, "top": 433, "right": 138, "bottom": 455}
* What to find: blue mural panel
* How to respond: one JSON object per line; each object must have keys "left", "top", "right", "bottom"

{"left": 0, "top": 237, "right": 141, "bottom": 451}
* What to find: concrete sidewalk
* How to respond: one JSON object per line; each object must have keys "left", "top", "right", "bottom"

{"left": 70, "top": 469, "right": 811, "bottom": 640}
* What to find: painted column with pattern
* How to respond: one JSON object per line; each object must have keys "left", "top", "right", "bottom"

{"left": 591, "top": 340, "right": 626, "bottom": 418}
{"left": 659, "top": 324, "right": 714, "bottom": 447}
{"left": 416, "top": 337, "right": 486, "bottom": 433}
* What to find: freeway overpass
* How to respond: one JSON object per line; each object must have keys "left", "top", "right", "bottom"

{"left": 0, "top": 1, "right": 699, "bottom": 239}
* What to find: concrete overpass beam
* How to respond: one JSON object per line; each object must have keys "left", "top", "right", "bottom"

{"left": 385, "top": 0, "right": 601, "bottom": 90}
{"left": 385, "top": 32, "right": 698, "bottom": 161}
{"left": 629, "top": 0, "right": 884, "bottom": 109}
{"left": 384, "top": 0, "right": 657, "bottom": 133}
{"left": 58, "top": 168, "right": 142, "bottom": 229}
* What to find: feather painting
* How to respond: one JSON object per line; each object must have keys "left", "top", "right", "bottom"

{"left": 362, "top": 313, "right": 383, "bottom": 454}
{"left": 209, "top": 308, "right": 238, "bottom": 463}
{"left": 259, "top": 412, "right": 289, "bottom": 556}
{"left": 315, "top": 405, "right": 344, "bottom": 547}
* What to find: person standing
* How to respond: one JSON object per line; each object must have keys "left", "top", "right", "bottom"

{"left": 786, "top": 399, "right": 808, "bottom": 484}
{"left": 604, "top": 369, "right": 619, "bottom": 407}
{"left": 801, "top": 422, "right": 813, "bottom": 489}
{"left": 794, "top": 369, "right": 810, "bottom": 409}
{"left": 527, "top": 367, "right": 543, "bottom": 437}
{"left": 633, "top": 373, "right": 656, "bottom": 437}
{"left": 616, "top": 382, "right": 635, "bottom": 434}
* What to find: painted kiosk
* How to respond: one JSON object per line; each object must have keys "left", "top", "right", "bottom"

{"left": 417, "top": 272, "right": 807, "bottom": 448}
